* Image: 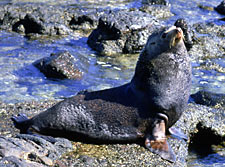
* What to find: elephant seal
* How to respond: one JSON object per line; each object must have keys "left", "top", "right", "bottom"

{"left": 12, "top": 26, "right": 191, "bottom": 163}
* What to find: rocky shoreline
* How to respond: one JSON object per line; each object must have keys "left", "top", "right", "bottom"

{"left": 0, "top": 99, "right": 224, "bottom": 166}
{"left": 0, "top": 0, "right": 224, "bottom": 166}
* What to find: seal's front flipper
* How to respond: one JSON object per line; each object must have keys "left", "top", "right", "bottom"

{"left": 168, "top": 127, "right": 188, "bottom": 141}
{"left": 145, "top": 119, "right": 176, "bottom": 162}
{"left": 11, "top": 113, "right": 30, "bottom": 133}
{"left": 145, "top": 137, "right": 176, "bottom": 163}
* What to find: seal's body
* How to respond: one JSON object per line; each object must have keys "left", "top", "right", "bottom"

{"left": 12, "top": 26, "right": 191, "bottom": 162}
{"left": 131, "top": 25, "right": 191, "bottom": 128}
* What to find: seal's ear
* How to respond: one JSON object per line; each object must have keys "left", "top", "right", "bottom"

{"left": 145, "top": 137, "right": 176, "bottom": 163}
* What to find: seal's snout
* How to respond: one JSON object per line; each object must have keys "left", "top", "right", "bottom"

{"left": 175, "top": 27, "right": 183, "bottom": 41}
{"left": 162, "top": 26, "right": 184, "bottom": 48}
{"left": 166, "top": 26, "right": 184, "bottom": 48}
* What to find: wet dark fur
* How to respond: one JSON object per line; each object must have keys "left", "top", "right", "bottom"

{"left": 16, "top": 86, "right": 156, "bottom": 142}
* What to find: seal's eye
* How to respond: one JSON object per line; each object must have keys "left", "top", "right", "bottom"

{"left": 161, "top": 33, "right": 167, "bottom": 39}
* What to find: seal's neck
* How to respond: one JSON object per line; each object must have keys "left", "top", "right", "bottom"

{"left": 130, "top": 43, "right": 185, "bottom": 94}
{"left": 130, "top": 49, "right": 154, "bottom": 94}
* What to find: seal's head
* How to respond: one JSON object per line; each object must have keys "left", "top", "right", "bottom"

{"left": 144, "top": 26, "right": 185, "bottom": 59}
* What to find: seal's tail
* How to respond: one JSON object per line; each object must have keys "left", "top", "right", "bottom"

{"left": 11, "top": 113, "right": 30, "bottom": 133}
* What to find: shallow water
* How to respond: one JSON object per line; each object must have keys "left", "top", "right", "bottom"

{"left": 0, "top": 0, "right": 224, "bottom": 166}
{"left": 0, "top": 31, "right": 135, "bottom": 103}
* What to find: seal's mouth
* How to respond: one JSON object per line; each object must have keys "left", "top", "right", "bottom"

{"left": 169, "top": 27, "right": 184, "bottom": 48}
{"left": 175, "top": 27, "right": 183, "bottom": 42}
{"left": 161, "top": 26, "right": 184, "bottom": 48}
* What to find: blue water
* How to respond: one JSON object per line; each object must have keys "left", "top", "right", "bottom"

{"left": 0, "top": 0, "right": 224, "bottom": 166}
{"left": 0, "top": 31, "right": 134, "bottom": 103}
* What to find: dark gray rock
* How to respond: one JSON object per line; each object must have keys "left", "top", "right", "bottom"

{"left": 33, "top": 51, "right": 83, "bottom": 80}
{"left": 215, "top": 0, "right": 225, "bottom": 15}
{"left": 0, "top": 134, "right": 73, "bottom": 167}
{"left": 68, "top": 8, "right": 103, "bottom": 32}
{"left": 191, "top": 90, "right": 225, "bottom": 108}
{"left": 87, "top": 10, "right": 163, "bottom": 55}
{"left": 0, "top": 3, "right": 101, "bottom": 36}
{"left": 12, "top": 13, "right": 45, "bottom": 34}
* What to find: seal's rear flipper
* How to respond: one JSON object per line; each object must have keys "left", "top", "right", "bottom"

{"left": 11, "top": 113, "right": 30, "bottom": 133}
{"left": 145, "top": 137, "right": 176, "bottom": 163}
{"left": 11, "top": 114, "right": 56, "bottom": 143}
{"left": 168, "top": 127, "right": 188, "bottom": 141}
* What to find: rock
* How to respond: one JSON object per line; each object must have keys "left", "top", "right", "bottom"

{"left": 194, "top": 21, "right": 225, "bottom": 37}
{"left": 0, "top": 3, "right": 101, "bottom": 36}
{"left": 215, "top": 0, "right": 225, "bottom": 15}
{"left": 182, "top": 103, "right": 225, "bottom": 142}
{"left": 140, "top": 4, "right": 173, "bottom": 19}
{"left": 191, "top": 91, "right": 225, "bottom": 108}
{"left": 87, "top": 10, "right": 162, "bottom": 55}
{"left": 0, "top": 134, "right": 73, "bottom": 167}
{"left": 33, "top": 51, "right": 83, "bottom": 80}
{"left": 142, "top": 0, "right": 169, "bottom": 5}
{"left": 68, "top": 8, "right": 103, "bottom": 33}
{"left": 189, "top": 21, "right": 224, "bottom": 63}
{"left": 12, "top": 13, "right": 45, "bottom": 35}
{"left": 0, "top": 100, "right": 224, "bottom": 166}
{"left": 174, "top": 18, "right": 194, "bottom": 51}
{"left": 56, "top": 139, "right": 188, "bottom": 167}
{"left": 178, "top": 104, "right": 225, "bottom": 160}
{"left": 0, "top": 156, "right": 42, "bottom": 167}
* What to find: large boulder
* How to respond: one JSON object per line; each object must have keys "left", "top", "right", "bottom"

{"left": 0, "top": 3, "right": 101, "bottom": 36}
{"left": 33, "top": 51, "right": 83, "bottom": 80}
{"left": 87, "top": 10, "right": 163, "bottom": 55}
